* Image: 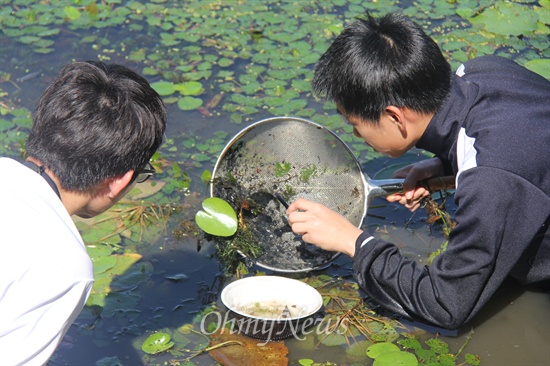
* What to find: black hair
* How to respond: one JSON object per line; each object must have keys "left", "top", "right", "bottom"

{"left": 312, "top": 12, "right": 451, "bottom": 123}
{"left": 26, "top": 61, "right": 167, "bottom": 192}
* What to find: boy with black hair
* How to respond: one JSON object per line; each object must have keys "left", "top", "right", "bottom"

{"left": 286, "top": 12, "right": 550, "bottom": 330}
{"left": 0, "top": 61, "right": 167, "bottom": 365}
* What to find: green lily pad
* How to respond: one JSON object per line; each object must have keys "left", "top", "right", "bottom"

{"left": 151, "top": 81, "right": 176, "bottom": 96}
{"left": 469, "top": 2, "right": 539, "bottom": 36}
{"left": 367, "top": 342, "right": 401, "bottom": 359}
{"left": 195, "top": 197, "right": 238, "bottom": 237}
{"left": 373, "top": 351, "right": 418, "bottom": 366}
{"left": 175, "top": 81, "right": 204, "bottom": 96}
{"left": 63, "top": 6, "right": 81, "bottom": 20}
{"left": 524, "top": 59, "right": 550, "bottom": 80}
{"left": 141, "top": 332, "right": 174, "bottom": 355}
{"left": 178, "top": 96, "right": 203, "bottom": 111}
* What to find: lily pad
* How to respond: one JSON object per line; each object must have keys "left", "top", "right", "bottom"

{"left": 151, "top": 81, "right": 176, "bottom": 96}
{"left": 366, "top": 342, "right": 401, "bottom": 359}
{"left": 196, "top": 197, "right": 238, "bottom": 237}
{"left": 524, "top": 59, "right": 550, "bottom": 80}
{"left": 373, "top": 351, "right": 418, "bottom": 366}
{"left": 178, "top": 96, "right": 203, "bottom": 111}
{"left": 175, "top": 81, "right": 204, "bottom": 96}
{"left": 63, "top": 6, "right": 81, "bottom": 20}
{"left": 469, "top": 2, "right": 539, "bottom": 36}
{"left": 141, "top": 332, "right": 174, "bottom": 355}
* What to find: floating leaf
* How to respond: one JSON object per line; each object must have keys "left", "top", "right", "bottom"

{"left": 141, "top": 332, "right": 174, "bottom": 355}
{"left": 320, "top": 332, "right": 347, "bottom": 346}
{"left": 178, "top": 96, "right": 203, "bottom": 111}
{"left": 218, "top": 58, "right": 234, "bottom": 67}
{"left": 209, "top": 329, "right": 288, "bottom": 366}
{"left": 63, "top": 6, "right": 81, "bottom": 20}
{"left": 524, "top": 59, "right": 550, "bottom": 80}
{"left": 465, "top": 353, "right": 481, "bottom": 366}
{"left": 92, "top": 255, "right": 117, "bottom": 275}
{"left": 127, "top": 180, "right": 165, "bottom": 199}
{"left": 366, "top": 342, "right": 400, "bottom": 359}
{"left": 151, "top": 81, "right": 176, "bottom": 96}
{"left": 373, "top": 351, "right": 418, "bottom": 366}
{"left": 469, "top": 2, "right": 539, "bottom": 36}
{"left": 201, "top": 170, "right": 212, "bottom": 184}
{"left": 425, "top": 338, "right": 449, "bottom": 354}
{"left": 195, "top": 197, "right": 238, "bottom": 237}
{"left": 175, "top": 81, "right": 204, "bottom": 96}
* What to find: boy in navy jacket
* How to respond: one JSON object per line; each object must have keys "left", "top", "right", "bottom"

{"left": 286, "top": 12, "right": 550, "bottom": 329}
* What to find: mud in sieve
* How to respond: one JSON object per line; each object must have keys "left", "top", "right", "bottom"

{"left": 210, "top": 117, "right": 367, "bottom": 273}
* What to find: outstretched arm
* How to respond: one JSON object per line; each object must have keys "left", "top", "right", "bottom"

{"left": 386, "top": 157, "right": 447, "bottom": 211}
{"left": 354, "top": 167, "right": 550, "bottom": 329}
{"left": 286, "top": 198, "right": 363, "bottom": 257}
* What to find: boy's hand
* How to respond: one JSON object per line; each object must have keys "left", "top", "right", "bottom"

{"left": 386, "top": 158, "right": 445, "bottom": 211}
{"left": 286, "top": 198, "right": 363, "bottom": 257}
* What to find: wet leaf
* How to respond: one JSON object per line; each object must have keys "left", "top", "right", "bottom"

{"left": 465, "top": 353, "right": 481, "bottom": 366}
{"left": 346, "top": 340, "right": 374, "bottom": 360}
{"left": 320, "top": 332, "right": 347, "bottom": 346}
{"left": 92, "top": 255, "right": 117, "bottom": 275}
{"left": 425, "top": 338, "right": 449, "bottom": 354}
{"left": 366, "top": 342, "right": 400, "bottom": 359}
{"left": 397, "top": 337, "right": 422, "bottom": 352}
{"left": 178, "top": 96, "right": 203, "bottom": 110}
{"left": 201, "top": 170, "right": 212, "bottom": 184}
{"left": 151, "top": 81, "right": 176, "bottom": 96}
{"left": 373, "top": 351, "right": 418, "bottom": 366}
{"left": 469, "top": 2, "right": 538, "bottom": 36}
{"left": 175, "top": 81, "right": 204, "bottom": 96}
{"left": 141, "top": 332, "right": 174, "bottom": 355}
{"left": 195, "top": 197, "right": 238, "bottom": 236}
{"left": 85, "top": 252, "right": 143, "bottom": 307}
{"left": 524, "top": 59, "right": 550, "bottom": 80}
{"left": 63, "top": 6, "right": 81, "bottom": 20}
{"left": 209, "top": 329, "right": 288, "bottom": 366}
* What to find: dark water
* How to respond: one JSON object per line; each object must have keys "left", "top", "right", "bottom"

{"left": 1, "top": 1, "right": 549, "bottom": 365}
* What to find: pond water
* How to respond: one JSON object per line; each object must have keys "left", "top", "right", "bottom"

{"left": 1, "top": 1, "right": 549, "bottom": 365}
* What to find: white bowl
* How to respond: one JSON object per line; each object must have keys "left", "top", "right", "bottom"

{"left": 222, "top": 276, "right": 323, "bottom": 320}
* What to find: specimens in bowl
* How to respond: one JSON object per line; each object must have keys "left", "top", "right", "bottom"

{"left": 221, "top": 276, "right": 323, "bottom": 341}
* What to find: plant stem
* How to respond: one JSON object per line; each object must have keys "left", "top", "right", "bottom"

{"left": 456, "top": 328, "right": 475, "bottom": 358}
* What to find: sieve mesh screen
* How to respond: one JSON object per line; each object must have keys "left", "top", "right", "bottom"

{"left": 211, "top": 117, "right": 366, "bottom": 272}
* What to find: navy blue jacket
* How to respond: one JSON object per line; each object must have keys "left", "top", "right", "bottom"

{"left": 353, "top": 55, "right": 550, "bottom": 329}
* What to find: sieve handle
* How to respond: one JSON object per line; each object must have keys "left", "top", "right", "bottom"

{"left": 369, "top": 175, "right": 456, "bottom": 198}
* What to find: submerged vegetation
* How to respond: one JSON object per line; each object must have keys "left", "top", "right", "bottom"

{"left": 1, "top": 0, "right": 548, "bottom": 364}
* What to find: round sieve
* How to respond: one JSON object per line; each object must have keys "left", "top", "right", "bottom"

{"left": 210, "top": 116, "right": 454, "bottom": 273}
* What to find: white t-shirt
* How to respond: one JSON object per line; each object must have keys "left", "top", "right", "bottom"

{"left": 0, "top": 158, "right": 94, "bottom": 366}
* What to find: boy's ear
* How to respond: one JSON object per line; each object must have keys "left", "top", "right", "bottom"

{"left": 107, "top": 171, "right": 134, "bottom": 198}
{"left": 385, "top": 106, "right": 406, "bottom": 130}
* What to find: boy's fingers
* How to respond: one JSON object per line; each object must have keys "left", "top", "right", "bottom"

{"left": 386, "top": 193, "right": 405, "bottom": 202}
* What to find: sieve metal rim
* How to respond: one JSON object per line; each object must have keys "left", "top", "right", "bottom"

{"left": 209, "top": 116, "right": 369, "bottom": 273}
